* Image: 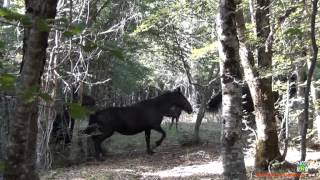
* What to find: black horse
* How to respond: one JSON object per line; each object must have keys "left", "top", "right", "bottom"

{"left": 82, "top": 88, "right": 192, "bottom": 160}
{"left": 207, "top": 85, "right": 280, "bottom": 114}
{"left": 164, "top": 106, "right": 182, "bottom": 130}
{"left": 51, "top": 94, "right": 96, "bottom": 145}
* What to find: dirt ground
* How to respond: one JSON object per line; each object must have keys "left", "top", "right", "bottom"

{"left": 42, "top": 114, "right": 320, "bottom": 180}
{"left": 43, "top": 144, "right": 224, "bottom": 179}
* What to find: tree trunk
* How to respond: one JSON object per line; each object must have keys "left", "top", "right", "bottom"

{"left": 193, "top": 63, "right": 218, "bottom": 143}
{"left": 279, "top": 79, "right": 290, "bottom": 159}
{"left": 0, "top": 92, "right": 15, "bottom": 179}
{"left": 308, "top": 46, "right": 320, "bottom": 132}
{"left": 235, "top": 1, "right": 281, "bottom": 171}
{"left": 312, "top": 82, "right": 320, "bottom": 140}
{"left": 5, "top": 0, "right": 58, "bottom": 179}
{"left": 296, "top": 60, "right": 306, "bottom": 134}
{"left": 301, "top": 0, "right": 318, "bottom": 161}
{"left": 217, "top": 0, "right": 247, "bottom": 179}
{"left": 309, "top": 78, "right": 317, "bottom": 130}
{"left": 193, "top": 85, "right": 214, "bottom": 143}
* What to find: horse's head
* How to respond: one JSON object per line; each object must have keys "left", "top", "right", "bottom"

{"left": 171, "top": 87, "right": 193, "bottom": 114}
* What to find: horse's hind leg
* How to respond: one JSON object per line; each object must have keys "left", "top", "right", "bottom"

{"left": 153, "top": 126, "right": 166, "bottom": 147}
{"left": 145, "top": 129, "right": 154, "bottom": 154}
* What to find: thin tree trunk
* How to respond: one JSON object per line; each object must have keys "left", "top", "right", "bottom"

{"left": 235, "top": 1, "right": 281, "bottom": 171}
{"left": 313, "top": 84, "right": 320, "bottom": 140}
{"left": 309, "top": 55, "right": 319, "bottom": 131}
{"left": 279, "top": 78, "right": 290, "bottom": 159}
{"left": 193, "top": 85, "right": 214, "bottom": 143}
{"left": 296, "top": 60, "right": 306, "bottom": 134}
{"left": 217, "top": 0, "right": 247, "bottom": 179}
{"left": 5, "top": 0, "right": 58, "bottom": 179}
{"left": 301, "top": 0, "right": 318, "bottom": 161}
{"left": 193, "top": 64, "right": 218, "bottom": 142}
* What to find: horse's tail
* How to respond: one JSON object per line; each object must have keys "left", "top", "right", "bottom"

{"left": 207, "top": 91, "right": 222, "bottom": 113}
{"left": 79, "top": 113, "right": 102, "bottom": 136}
{"left": 79, "top": 123, "right": 100, "bottom": 135}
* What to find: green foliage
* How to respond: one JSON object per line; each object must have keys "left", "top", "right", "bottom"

{"left": 21, "top": 85, "right": 53, "bottom": 103}
{"left": 63, "top": 22, "right": 86, "bottom": 37}
{"left": 314, "top": 99, "right": 320, "bottom": 111}
{"left": 68, "top": 103, "right": 90, "bottom": 120}
{"left": 82, "top": 42, "right": 98, "bottom": 53}
{"left": 0, "top": 160, "right": 5, "bottom": 173}
{"left": 98, "top": 42, "right": 125, "bottom": 60}
{"left": 0, "top": 73, "right": 15, "bottom": 90}
{"left": 132, "top": 4, "right": 173, "bottom": 35}
{"left": 0, "top": 7, "right": 31, "bottom": 25}
{"left": 39, "top": 92, "right": 53, "bottom": 102}
{"left": 191, "top": 43, "right": 217, "bottom": 60}
{"left": 284, "top": 27, "right": 304, "bottom": 38}
{"left": 0, "top": 41, "right": 5, "bottom": 49}
{"left": 112, "top": 58, "right": 151, "bottom": 93}
{"left": 81, "top": 40, "right": 125, "bottom": 59}
{"left": 36, "top": 18, "right": 50, "bottom": 32}
{"left": 22, "top": 85, "right": 40, "bottom": 102}
{"left": 56, "top": 0, "right": 218, "bottom": 95}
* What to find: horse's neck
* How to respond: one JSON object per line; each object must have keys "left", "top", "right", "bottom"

{"left": 134, "top": 94, "right": 175, "bottom": 111}
{"left": 153, "top": 98, "right": 175, "bottom": 112}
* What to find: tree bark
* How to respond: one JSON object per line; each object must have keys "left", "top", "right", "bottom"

{"left": 310, "top": 83, "right": 320, "bottom": 139}
{"left": 193, "top": 63, "right": 218, "bottom": 142}
{"left": 235, "top": 1, "right": 281, "bottom": 171}
{"left": 301, "top": 0, "right": 318, "bottom": 161}
{"left": 0, "top": 93, "right": 15, "bottom": 179}
{"left": 193, "top": 85, "right": 214, "bottom": 143}
{"left": 296, "top": 60, "right": 306, "bottom": 134}
{"left": 5, "top": 0, "right": 58, "bottom": 179}
{"left": 217, "top": 0, "right": 247, "bottom": 179}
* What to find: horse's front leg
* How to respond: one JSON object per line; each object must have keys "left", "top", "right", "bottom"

{"left": 169, "top": 117, "right": 175, "bottom": 129}
{"left": 154, "top": 126, "right": 166, "bottom": 147}
{"left": 175, "top": 116, "right": 179, "bottom": 131}
{"left": 145, "top": 129, "right": 154, "bottom": 154}
{"left": 92, "top": 137, "right": 104, "bottom": 161}
{"left": 92, "top": 131, "right": 113, "bottom": 161}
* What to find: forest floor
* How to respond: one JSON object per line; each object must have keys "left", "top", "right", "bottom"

{"left": 42, "top": 113, "right": 320, "bottom": 180}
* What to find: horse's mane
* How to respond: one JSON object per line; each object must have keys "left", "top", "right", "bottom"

{"left": 152, "top": 91, "right": 174, "bottom": 101}
{"left": 134, "top": 91, "right": 175, "bottom": 106}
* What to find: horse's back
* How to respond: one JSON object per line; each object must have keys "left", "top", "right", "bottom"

{"left": 92, "top": 107, "right": 160, "bottom": 135}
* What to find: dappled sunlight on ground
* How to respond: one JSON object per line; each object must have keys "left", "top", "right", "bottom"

{"left": 42, "top": 146, "right": 222, "bottom": 179}
{"left": 42, "top": 114, "right": 320, "bottom": 179}
{"left": 142, "top": 160, "right": 223, "bottom": 178}
{"left": 285, "top": 147, "right": 320, "bottom": 162}
{"left": 141, "top": 154, "right": 255, "bottom": 178}
{"left": 42, "top": 144, "right": 320, "bottom": 179}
